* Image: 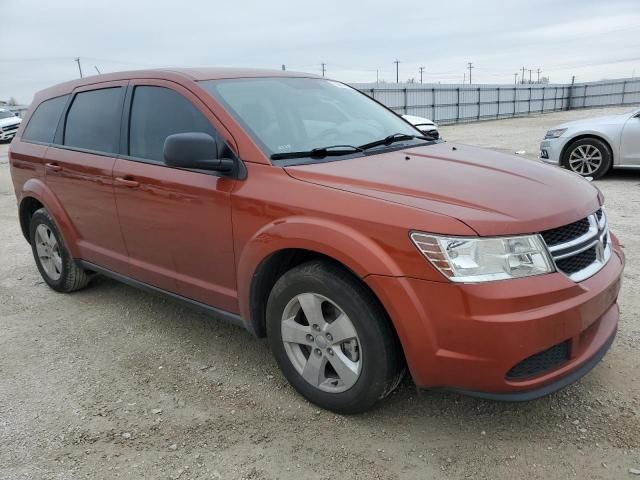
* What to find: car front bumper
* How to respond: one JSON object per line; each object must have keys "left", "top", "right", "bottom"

{"left": 365, "top": 234, "right": 625, "bottom": 399}
{"left": 0, "top": 128, "right": 19, "bottom": 141}
{"left": 539, "top": 137, "right": 568, "bottom": 165}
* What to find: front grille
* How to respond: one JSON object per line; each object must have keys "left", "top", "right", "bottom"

{"left": 541, "top": 217, "right": 590, "bottom": 247}
{"left": 555, "top": 246, "right": 597, "bottom": 275}
{"left": 540, "top": 208, "right": 610, "bottom": 282}
{"left": 2, "top": 124, "right": 19, "bottom": 132}
{"left": 506, "top": 341, "right": 570, "bottom": 380}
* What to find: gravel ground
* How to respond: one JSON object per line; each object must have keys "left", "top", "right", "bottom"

{"left": 1, "top": 106, "right": 639, "bottom": 480}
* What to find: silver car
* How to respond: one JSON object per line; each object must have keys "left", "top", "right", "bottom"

{"left": 540, "top": 107, "right": 640, "bottom": 179}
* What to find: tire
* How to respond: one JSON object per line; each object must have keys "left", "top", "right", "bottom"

{"left": 266, "top": 260, "right": 405, "bottom": 414}
{"left": 29, "top": 208, "right": 89, "bottom": 293}
{"left": 562, "top": 137, "right": 612, "bottom": 180}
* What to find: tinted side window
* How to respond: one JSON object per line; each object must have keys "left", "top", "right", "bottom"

{"left": 64, "top": 88, "right": 122, "bottom": 154}
{"left": 22, "top": 95, "right": 69, "bottom": 143}
{"left": 129, "top": 86, "right": 217, "bottom": 162}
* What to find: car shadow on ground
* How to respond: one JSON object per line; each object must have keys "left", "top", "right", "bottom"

{"left": 75, "top": 274, "right": 616, "bottom": 432}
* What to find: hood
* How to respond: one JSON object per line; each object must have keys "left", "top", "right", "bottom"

{"left": 555, "top": 112, "right": 632, "bottom": 129}
{"left": 284, "top": 142, "right": 601, "bottom": 236}
{"left": 0, "top": 115, "right": 21, "bottom": 128}
{"left": 403, "top": 114, "right": 436, "bottom": 127}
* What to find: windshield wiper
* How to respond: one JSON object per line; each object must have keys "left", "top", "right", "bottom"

{"left": 358, "top": 133, "right": 433, "bottom": 151}
{"left": 271, "top": 144, "right": 364, "bottom": 160}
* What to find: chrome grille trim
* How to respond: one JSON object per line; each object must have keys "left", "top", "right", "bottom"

{"left": 542, "top": 208, "right": 610, "bottom": 282}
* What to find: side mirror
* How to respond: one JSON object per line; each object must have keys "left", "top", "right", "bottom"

{"left": 163, "top": 132, "right": 234, "bottom": 173}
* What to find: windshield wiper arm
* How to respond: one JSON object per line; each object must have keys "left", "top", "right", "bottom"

{"left": 271, "top": 144, "right": 364, "bottom": 160}
{"left": 358, "top": 133, "right": 432, "bottom": 151}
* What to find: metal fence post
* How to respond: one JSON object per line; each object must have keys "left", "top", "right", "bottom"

{"left": 513, "top": 86, "right": 517, "bottom": 117}
{"left": 583, "top": 84, "right": 588, "bottom": 108}
{"left": 456, "top": 87, "right": 460, "bottom": 123}
{"left": 541, "top": 86, "right": 546, "bottom": 113}
{"left": 553, "top": 86, "right": 557, "bottom": 111}
{"left": 477, "top": 87, "right": 481, "bottom": 121}
{"left": 496, "top": 87, "right": 500, "bottom": 119}
{"left": 566, "top": 76, "right": 575, "bottom": 110}
{"left": 528, "top": 87, "right": 532, "bottom": 114}
{"left": 621, "top": 80, "right": 627, "bottom": 104}
{"left": 432, "top": 87, "right": 436, "bottom": 121}
{"left": 403, "top": 88, "right": 408, "bottom": 115}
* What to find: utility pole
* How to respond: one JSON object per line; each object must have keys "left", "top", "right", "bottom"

{"left": 321, "top": 62, "right": 326, "bottom": 77}
{"left": 393, "top": 59, "right": 400, "bottom": 83}
{"left": 94, "top": 65, "right": 101, "bottom": 75}
{"left": 463, "top": 72, "right": 466, "bottom": 84}
{"left": 376, "top": 69, "right": 379, "bottom": 85}
{"left": 514, "top": 73, "right": 518, "bottom": 86}
{"left": 528, "top": 69, "right": 533, "bottom": 83}
{"left": 521, "top": 66, "right": 526, "bottom": 84}
{"left": 536, "top": 68, "right": 541, "bottom": 83}
{"left": 281, "top": 64, "right": 286, "bottom": 71}
{"left": 74, "top": 57, "right": 83, "bottom": 78}
{"left": 419, "top": 66, "right": 425, "bottom": 84}
{"left": 467, "top": 62, "right": 474, "bottom": 84}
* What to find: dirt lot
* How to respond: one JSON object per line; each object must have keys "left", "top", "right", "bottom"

{"left": 1, "top": 106, "right": 639, "bottom": 480}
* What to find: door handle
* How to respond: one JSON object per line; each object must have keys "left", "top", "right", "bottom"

{"left": 114, "top": 176, "right": 140, "bottom": 188}
{"left": 45, "top": 162, "right": 62, "bottom": 172}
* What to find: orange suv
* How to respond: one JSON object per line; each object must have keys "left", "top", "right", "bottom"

{"left": 9, "top": 69, "right": 625, "bottom": 413}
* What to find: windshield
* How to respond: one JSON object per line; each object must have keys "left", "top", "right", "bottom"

{"left": 0, "top": 110, "right": 16, "bottom": 119}
{"left": 200, "top": 77, "right": 421, "bottom": 158}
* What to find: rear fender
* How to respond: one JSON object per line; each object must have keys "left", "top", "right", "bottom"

{"left": 20, "top": 178, "right": 80, "bottom": 257}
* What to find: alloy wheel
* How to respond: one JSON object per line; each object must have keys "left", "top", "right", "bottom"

{"left": 34, "top": 224, "right": 62, "bottom": 281}
{"left": 281, "top": 293, "right": 362, "bottom": 393}
{"left": 568, "top": 144, "right": 602, "bottom": 176}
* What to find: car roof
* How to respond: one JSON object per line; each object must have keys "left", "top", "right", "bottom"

{"left": 33, "top": 67, "right": 322, "bottom": 102}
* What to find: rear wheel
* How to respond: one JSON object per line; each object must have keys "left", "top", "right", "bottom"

{"left": 266, "top": 260, "right": 404, "bottom": 414}
{"left": 562, "top": 137, "right": 611, "bottom": 179}
{"left": 29, "top": 208, "right": 89, "bottom": 293}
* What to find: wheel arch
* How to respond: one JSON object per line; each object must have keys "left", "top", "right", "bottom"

{"left": 237, "top": 217, "right": 405, "bottom": 338}
{"left": 18, "top": 178, "right": 80, "bottom": 256}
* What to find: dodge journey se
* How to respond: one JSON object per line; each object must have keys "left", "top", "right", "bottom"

{"left": 9, "top": 68, "right": 625, "bottom": 413}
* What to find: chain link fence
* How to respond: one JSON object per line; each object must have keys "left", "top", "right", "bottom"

{"left": 351, "top": 77, "right": 640, "bottom": 125}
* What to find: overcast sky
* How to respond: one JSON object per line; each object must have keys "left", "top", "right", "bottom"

{"left": 1, "top": 0, "right": 639, "bottom": 104}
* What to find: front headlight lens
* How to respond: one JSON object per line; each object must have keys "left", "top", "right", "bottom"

{"left": 544, "top": 128, "right": 567, "bottom": 139}
{"left": 410, "top": 233, "right": 555, "bottom": 283}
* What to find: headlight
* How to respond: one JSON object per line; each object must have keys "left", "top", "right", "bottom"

{"left": 410, "top": 233, "right": 555, "bottom": 283}
{"left": 544, "top": 128, "right": 567, "bottom": 139}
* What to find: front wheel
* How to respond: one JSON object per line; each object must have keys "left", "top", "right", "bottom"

{"left": 562, "top": 137, "right": 611, "bottom": 179}
{"left": 266, "top": 261, "right": 405, "bottom": 414}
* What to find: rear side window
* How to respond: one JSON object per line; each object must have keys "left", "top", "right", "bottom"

{"left": 64, "top": 88, "right": 123, "bottom": 154}
{"left": 22, "top": 95, "right": 69, "bottom": 143}
{"left": 128, "top": 86, "right": 217, "bottom": 162}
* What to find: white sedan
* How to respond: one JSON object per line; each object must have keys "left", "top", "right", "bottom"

{"left": 539, "top": 107, "right": 640, "bottom": 179}
{"left": 402, "top": 114, "right": 440, "bottom": 139}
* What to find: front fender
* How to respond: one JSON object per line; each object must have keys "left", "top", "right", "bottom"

{"left": 236, "top": 216, "right": 404, "bottom": 320}
{"left": 20, "top": 178, "right": 80, "bottom": 257}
